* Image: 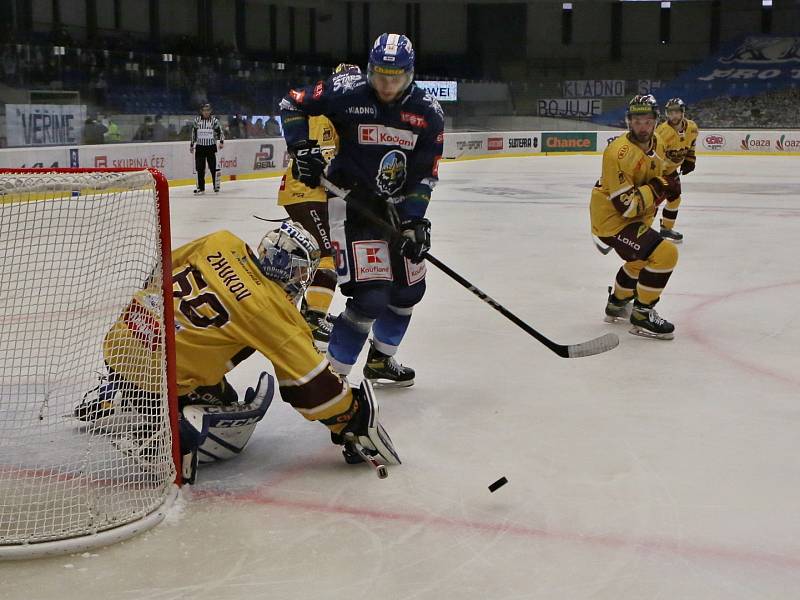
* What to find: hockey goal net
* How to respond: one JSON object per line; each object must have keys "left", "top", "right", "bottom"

{"left": 0, "top": 168, "right": 180, "bottom": 559}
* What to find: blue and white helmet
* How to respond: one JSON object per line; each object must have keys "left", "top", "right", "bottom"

{"left": 368, "top": 33, "right": 415, "bottom": 93}
{"left": 257, "top": 221, "right": 321, "bottom": 300}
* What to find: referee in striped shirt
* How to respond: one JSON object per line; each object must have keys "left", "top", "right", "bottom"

{"left": 190, "top": 103, "right": 224, "bottom": 194}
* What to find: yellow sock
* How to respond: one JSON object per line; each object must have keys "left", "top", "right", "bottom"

{"left": 304, "top": 256, "right": 336, "bottom": 314}
{"left": 637, "top": 241, "right": 678, "bottom": 305}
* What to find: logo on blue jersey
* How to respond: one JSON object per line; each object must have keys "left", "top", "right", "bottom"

{"left": 332, "top": 72, "right": 366, "bottom": 93}
{"left": 376, "top": 150, "right": 406, "bottom": 196}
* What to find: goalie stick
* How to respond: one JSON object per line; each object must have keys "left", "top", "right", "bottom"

{"left": 321, "top": 177, "right": 619, "bottom": 359}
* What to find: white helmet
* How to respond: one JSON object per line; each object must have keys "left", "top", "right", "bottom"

{"left": 257, "top": 221, "right": 321, "bottom": 300}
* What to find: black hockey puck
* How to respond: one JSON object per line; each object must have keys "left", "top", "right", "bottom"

{"left": 488, "top": 477, "right": 508, "bottom": 493}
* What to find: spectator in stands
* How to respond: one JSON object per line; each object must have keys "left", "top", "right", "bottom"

{"left": 83, "top": 117, "right": 107, "bottom": 145}
{"left": 227, "top": 114, "right": 243, "bottom": 139}
{"left": 133, "top": 116, "right": 154, "bottom": 141}
{"left": 179, "top": 120, "right": 193, "bottom": 141}
{"left": 265, "top": 116, "right": 282, "bottom": 137}
{"left": 245, "top": 117, "right": 262, "bottom": 138}
{"left": 92, "top": 70, "right": 108, "bottom": 106}
{"left": 152, "top": 114, "right": 169, "bottom": 142}
{"left": 103, "top": 116, "right": 122, "bottom": 143}
{"left": 190, "top": 83, "right": 208, "bottom": 108}
{"left": 253, "top": 118, "right": 266, "bottom": 138}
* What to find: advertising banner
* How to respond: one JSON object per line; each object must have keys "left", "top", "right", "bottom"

{"left": 415, "top": 81, "right": 458, "bottom": 102}
{"left": 6, "top": 104, "right": 87, "bottom": 147}
{"left": 537, "top": 99, "right": 603, "bottom": 119}
{"left": 562, "top": 80, "right": 625, "bottom": 98}
{"left": 541, "top": 132, "right": 597, "bottom": 153}
{"left": 698, "top": 129, "right": 800, "bottom": 153}
{"left": 654, "top": 36, "right": 800, "bottom": 106}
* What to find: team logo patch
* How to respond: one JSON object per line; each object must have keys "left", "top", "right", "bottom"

{"left": 358, "top": 124, "right": 418, "bottom": 149}
{"left": 353, "top": 241, "right": 393, "bottom": 282}
{"left": 313, "top": 81, "right": 324, "bottom": 99}
{"left": 322, "top": 128, "right": 333, "bottom": 142}
{"left": 617, "top": 144, "right": 629, "bottom": 160}
{"left": 404, "top": 258, "right": 426, "bottom": 286}
{"left": 376, "top": 150, "right": 407, "bottom": 196}
{"left": 332, "top": 72, "right": 366, "bottom": 93}
{"left": 401, "top": 112, "right": 428, "bottom": 128}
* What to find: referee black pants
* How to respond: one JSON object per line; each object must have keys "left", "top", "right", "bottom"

{"left": 195, "top": 144, "right": 217, "bottom": 191}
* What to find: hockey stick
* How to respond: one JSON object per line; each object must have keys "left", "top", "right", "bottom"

{"left": 592, "top": 235, "right": 613, "bottom": 255}
{"left": 352, "top": 443, "right": 389, "bottom": 479}
{"left": 320, "top": 177, "right": 619, "bottom": 359}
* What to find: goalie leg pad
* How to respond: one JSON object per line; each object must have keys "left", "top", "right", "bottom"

{"left": 179, "top": 372, "right": 275, "bottom": 482}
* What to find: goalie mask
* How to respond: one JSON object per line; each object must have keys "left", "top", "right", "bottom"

{"left": 257, "top": 221, "right": 321, "bottom": 300}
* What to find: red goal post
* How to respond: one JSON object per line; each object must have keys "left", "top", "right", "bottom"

{"left": 0, "top": 167, "right": 181, "bottom": 559}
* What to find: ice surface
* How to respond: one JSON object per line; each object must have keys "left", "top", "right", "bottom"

{"left": 3, "top": 155, "right": 799, "bottom": 599}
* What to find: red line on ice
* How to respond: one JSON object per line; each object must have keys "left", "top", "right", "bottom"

{"left": 190, "top": 486, "right": 800, "bottom": 571}
{"left": 681, "top": 280, "right": 800, "bottom": 388}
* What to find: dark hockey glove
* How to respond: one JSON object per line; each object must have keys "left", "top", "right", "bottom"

{"left": 396, "top": 218, "right": 431, "bottom": 263}
{"left": 680, "top": 159, "right": 695, "bottom": 176}
{"left": 647, "top": 176, "right": 670, "bottom": 207}
{"left": 289, "top": 140, "right": 326, "bottom": 188}
{"left": 664, "top": 172, "right": 681, "bottom": 201}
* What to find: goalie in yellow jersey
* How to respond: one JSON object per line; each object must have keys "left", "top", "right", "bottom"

{"left": 655, "top": 97, "right": 699, "bottom": 243}
{"left": 590, "top": 94, "right": 679, "bottom": 340}
{"left": 276, "top": 63, "right": 360, "bottom": 350}
{"left": 75, "top": 221, "right": 400, "bottom": 482}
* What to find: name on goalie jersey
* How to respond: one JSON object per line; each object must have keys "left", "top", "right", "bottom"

{"left": 358, "top": 125, "right": 418, "bottom": 149}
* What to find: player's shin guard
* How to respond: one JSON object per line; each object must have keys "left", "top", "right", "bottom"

{"left": 636, "top": 241, "right": 678, "bottom": 306}
{"left": 326, "top": 305, "right": 375, "bottom": 375}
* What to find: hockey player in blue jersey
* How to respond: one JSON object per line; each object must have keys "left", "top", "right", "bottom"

{"left": 280, "top": 33, "right": 444, "bottom": 387}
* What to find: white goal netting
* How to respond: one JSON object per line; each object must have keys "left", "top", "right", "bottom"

{"left": 0, "top": 170, "right": 178, "bottom": 558}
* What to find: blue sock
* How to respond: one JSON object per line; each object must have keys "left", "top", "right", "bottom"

{"left": 372, "top": 305, "right": 413, "bottom": 356}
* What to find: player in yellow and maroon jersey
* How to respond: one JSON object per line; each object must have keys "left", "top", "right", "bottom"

{"left": 655, "top": 98, "right": 699, "bottom": 243}
{"left": 76, "top": 221, "right": 399, "bottom": 482}
{"left": 276, "top": 63, "right": 359, "bottom": 350}
{"left": 590, "top": 95, "right": 679, "bottom": 340}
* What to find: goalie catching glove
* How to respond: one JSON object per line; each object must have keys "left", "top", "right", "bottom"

{"left": 395, "top": 218, "right": 431, "bottom": 263}
{"left": 288, "top": 139, "right": 326, "bottom": 188}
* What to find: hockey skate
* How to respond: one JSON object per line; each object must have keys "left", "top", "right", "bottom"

{"left": 660, "top": 227, "right": 683, "bottom": 243}
{"left": 604, "top": 286, "right": 633, "bottom": 323}
{"left": 363, "top": 340, "right": 415, "bottom": 387}
{"left": 629, "top": 300, "right": 675, "bottom": 340}
{"left": 193, "top": 188, "right": 204, "bottom": 195}
{"left": 333, "top": 379, "right": 401, "bottom": 473}
{"left": 213, "top": 177, "right": 221, "bottom": 193}
{"left": 74, "top": 373, "right": 160, "bottom": 433}
{"left": 301, "top": 299, "right": 333, "bottom": 351}
{"left": 74, "top": 372, "right": 128, "bottom": 423}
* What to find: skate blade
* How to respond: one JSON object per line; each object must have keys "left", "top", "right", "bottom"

{"left": 367, "top": 378, "right": 415, "bottom": 389}
{"left": 628, "top": 326, "right": 674, "bottom": 340}
{"left": 604, "top": 314, "right": 629, "bottom": 324}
